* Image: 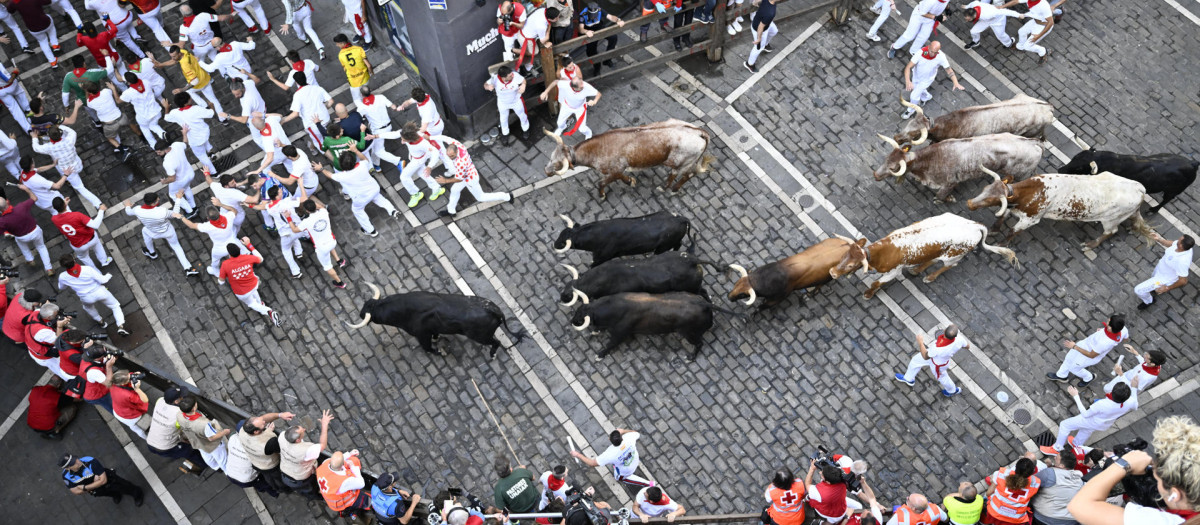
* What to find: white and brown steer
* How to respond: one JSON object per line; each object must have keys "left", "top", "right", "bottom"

{"left": 966, "top": 166, "right": 1155, "bottom": 249}
{"left": 829, "top": 213, "right": 1020, "bottom": 299}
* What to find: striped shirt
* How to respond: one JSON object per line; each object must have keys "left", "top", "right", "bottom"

{"left": 126, "top": 205, "right": 174, "bottom": 236}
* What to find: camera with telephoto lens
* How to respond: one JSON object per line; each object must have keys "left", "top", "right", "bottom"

{"left": 129, "top": 372, "right": 145, "bottom": 383}
{"left": 57, "top": 311, "right": 80, "bottom": 321}
{"left": 0, "top": 265, "right": 19, "bottom": 278}
{"left": 88, "top": 333, "right": 110, "bottom": 341}
{"left": 102, "top": 347, "right": 124, "bottom": 357}
{"left": 812, "top": 446, "right": 864, "bottom": 493}
{"left": 563, "top": 486, "right": 626, "bottom": 525}
{"left": 1111, "top": 438, "right": 1162, "bottom": 509}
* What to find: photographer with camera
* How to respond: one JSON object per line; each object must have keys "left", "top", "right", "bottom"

{"left": 562, "top": 485, "right": 621, "bottom": 525}
{"left": 26, "top": 375, "right": 80, "bottom": 440}
{"left": 4, "top": 285, "right": 43, "bottom": 344}
{"left": 55, "top": 329, "right": 89, "bottom": 395}
{"left": 78, "top": 343, "right": 118, "bottom": 413}
{"left": 23, "top": 302, "right": 74, "bottom": 381}
{"left": 1068, "top": 416, "right": 1200, "bottom": 525}
{"left": 806, "top": 454, "right": 868, "bottom": 523}
{"left": 109, "top": 370, "right": 149, "bottom": 439}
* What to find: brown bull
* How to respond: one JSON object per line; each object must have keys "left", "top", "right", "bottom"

{"left": 544, "top": 119, "right": 716, "bottom": 199}
{"left": 727, "top": 238, "right": 854, "bottom": 308}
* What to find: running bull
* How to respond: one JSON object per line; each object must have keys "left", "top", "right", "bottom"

{"left": 830, "top": 213, "right": 1020, "bottom": 299}
{"left": 1058, "top": 144, "right": 1199, "bottom": 214}
{"left": 727, "top": 237, "right": 856, "bottom": 308}
{"left": 552, "top": 211, "right": 692, "bottom": 265}
{"left": 558, "top": 252, "right": 727, "bottom": 306}
{"left": 569, "top": 291, "right": 736, "bottom": 361}
{"left": 874, "top": 132, "right": 1043, "bottom": 202}
{"left": 544, "top": 119, "right": 716, "bottom": 199}
{"left": 966, "top": 166, "right": 1155, "bottom": 248}
{"left": 894, "top": 94, "right": 1054, "bottom": 145}
{"left": 343, "top": 284, "right": 526, "bottom": 358}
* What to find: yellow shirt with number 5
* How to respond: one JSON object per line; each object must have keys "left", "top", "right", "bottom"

{"left": 338, "top": 46, "right": 370, "bottom": 87}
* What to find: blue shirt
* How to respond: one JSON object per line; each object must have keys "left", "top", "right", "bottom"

{"left": 259, "top": 176, "right": 292, "bottom": 201}
{"left": 578, "top": 6, "right": 607, "bottom": 28}
{"left": 371, "top": 485, "right": 406, "bottom": 518}
{"left": 62, "top": 456, "right": 104, "bottom": 488}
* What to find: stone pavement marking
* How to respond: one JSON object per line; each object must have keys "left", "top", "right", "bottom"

{"left": 98, "top": 408, "right": 192, "bottom": 524}
{"left": 1161, "top": 0, "right": 1200, "bottom": 25}
{"left": 0, "top": 370, "right": 52, "bottom": 441}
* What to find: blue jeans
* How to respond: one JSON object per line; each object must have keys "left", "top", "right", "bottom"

{"left": 697, "top": 0, "right": 717, "bottom": 19}
{"left": 85, "top": 393, "right": 113, "bottom": 413}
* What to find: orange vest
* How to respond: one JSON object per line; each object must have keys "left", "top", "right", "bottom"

{"left": 316, "top": 456, "right": 362, "bottom": 511}
{"left": 987, "top": 467, "right": 1040, "bottom": 523}
{"left": 766, "top": 481, "right": 806, "bottom": 525}
{"left": 893, "top": 504, "right": 943, "bottom": 525}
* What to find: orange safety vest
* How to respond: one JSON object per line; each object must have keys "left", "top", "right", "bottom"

{"left": 987, "top": 467, "right": 1041, "bottom": 523}
{"left": 893, "top": 504, "right": 943, "bottom": 525}
{"left": 316, "top": 456, "right": 362, "bottom": 511}
{"left": 766, "top": 481, "right": 806, "bottom": 525}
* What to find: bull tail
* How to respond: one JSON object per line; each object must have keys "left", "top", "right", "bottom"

{"left": 501, "top": 318, "right": 528, "bottom": 346}
{"left": 1130, "top": 211, "right": 1157, "bottom": 248}
{"left": 685, "top": 222, "right": 697, "bottom": 254}
{"left": 976, "top": 225, "right": 1021, "bottom": 269}
{"left": 697, "top": 154, "right": 716, "bottom": 173}
{"left": 709, "top": 304, "right": 749, "bottom": 321}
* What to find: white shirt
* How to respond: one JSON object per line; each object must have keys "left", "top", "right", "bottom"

{"left": 147, "top": 398, "right": 183, "bottom": 450}
{"left": 257, "top": 116, "right": 291, "bottom": 155}
{"left": 162, "top": 142, "right": 196, "bottom": 184}
{"left": 86, "top": 366, "right": 107, "bottom": 384}
{"left": 635, "top": 488, "right": 681, "bottom": 517}
{"left": 265, "top": 195, "right": 302, "bottom": 238}
{"left": 285, "top": 61, "right": 320, "bottom": 88}
{"left": 927, "top": 335, "right": 968, "bottom": 365}
{"left": 179, "top": 13, "right": 219, "bottom": 46}
{"left": 120, "top": 85, "right": 163, "bottom": 121}
{"left": 130, "top": 57, "right": 165, "bottom": 94}
{"left": 557, "top": 80, "right": 598, "bottom": 110}
{"left": 358, "top": 94, "right": 395, "bottom": 131}
{"left": 211, "top": 184, "right": 250, "bottom": 215}
{"left": 489, "top": 73, "right": 525, "bottom": 106}
{"left": 84, "top": 0, "right": 129, "bottom": 20}
{"left": 914, "top": 0, "right": 949, "bottom": 17}
{"left": 165, "top": 105, "right": 215, "bottom": 144}
{"left": 298, "top": 208, "right": 337, "bottom": 251}
{"left": 287, "top": 149, "right": 318, "bottom": 189}
{"left": 22, "top": 173, "right": 63, "bottom": 203}
{"left": 401, "top": 135, "right": 442, "bottom": 166}
{"left": 1080, "top": 381, "right": 1138, "bottom": 428}
{"left": 58, "top": 265, "right": 113, "bottom": 297}
{"left": 31, "top": 126, "right": 83, "bottom": 172}
{"left": 87, "top": 89, "right": 123, "bottom": 123}
{"left": 910, "top": 51, "right": 951, "bottom": 85}
{"left": 965, "top": 1, "right": 1022, "bottom": 22}
{"left": 330, "top": 162, "right": 380, "bottom": 198}
{"left": 202, "top": 41, "right": 256, "bottom": 76}
{"left": 538, "top": 471, "right": 572, "bottom": 506}
{"left": 520, "top": 8, "right": 550, "bottom": 40}
{"left": 290, "top": 85, "right": 332, "bottom": 125}
{"left": 1123, "top": 503, "right": 1182, "bottom": 525}
{"left": 1119, "top": 355, "right": 1160, "bottom": 393}
{"left": 1075, "top": 327, "right": 1129, "bottom": 361}
{"left": 1150, "top": 241, "right": 1192, "bottom": 285}
{"left": 595, "top": 432, "right": 640, "bottom": 477}
{"left": 1023, "top": 0, "right": 1052, "bottom": 22}
{"left": 196, "top": 209, "right": 239, "bottom": 248}
{"left": 126, "top": 204, "right": 175, "bottom": 236}
{"left": 239, "top": 81, "right": 267, "bottom": 120}
{"left": 415, "top": 96, "right": 442, "bottom": 128}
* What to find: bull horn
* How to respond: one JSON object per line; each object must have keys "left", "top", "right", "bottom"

{"left": 558, "top": 157, "right": 570, "bottom": 174}
{"left": 573, "top": 288, "right": 590, "bottom": 305}
{"left": 890, "top": 160, "right": 907, "bottom": 177}
{"left": 558, "top": 214, "right": 575, "bottom": 228}
{"left": 559, "top": 263, "right": 579, "bottom": 280}
{"left": 561, "top": 290, "right": 579, "bottom": 307}
{"left": 553, "top": 239, "right": 572, "bottom": 254}
{"left": 729, "top": 264, "right": 749, "bottom": 279}
{"left": 980, "top": 165, "right": 1001, "bottom": 182}
{"left": 833, "top": 234, "right": 856, "bottom": 244}
{"left": 1073, "top": 136, "right": 1089, "bottom": 150}
{"left": 543, "top": 128, "right": 564, "bottom": 145}
{"left": 980, "top": 166, "right": 1009, "bottom": 218}
{"left": 742, "top": 288, "right": 756, "bottom": 306}
{"left": 1089, "top": 161, "right": 1098, "bottom": 175}
{"left": 899, "top": 97, "right": 926, "bottom": 118}
{"left": 343, "top": 313, "right": 372, "bottom": 329}
{"left": 365, "top": 282, "right": 381, "bottom": 300}
{"left": 860, "top": 259, "right": 870, "bottom": 275}
{"left": 910, "top": 126, "right": 928, "bottom": 146}
{"left": 572, "top": 315, "right": 591, "bottom": 331}
{"left": 876, "top": 133, "right": 902, "bottom": 150}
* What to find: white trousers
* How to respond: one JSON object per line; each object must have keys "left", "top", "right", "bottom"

{"left": 349, "top": 190, "right": 397, "bottom": 232}
{"left": 1055, "top": 350, "right": 1101, "bottom": 382}
{"left": 31, "top": 352, "right": 73, "bottom": 381}
{"left": 909, "top": 79, "right": 934, "bottom": 106}
{"left": 348, "top": 10, "right": 372, "bottom": 43}
{"left": 168, "top": 176, "right": 196, "bottom": 213}
{"left": 191, "top": 41, "right": 217, "bottom": 62}
{"left": 31, "top": 26, "right": 58, "bottom": 63}
{"left": 232, "top": 0, "right": 270, "bottom": 31}
{"left": 72, "top": 235, "right": 111, "bottom": 268}
{"left": 890, "top": 15, "right": 934, "bottom": 55}
{"left": 208, "top": 241, "right": 246, "bottom": 276}
{"left": 189, "top": 141, "right": 218, "bottom": 175}
{"left": 0, "top": 11, "right": 29, "bottom": 48}
{"left": 62, "top": 170, "right": 102, "bottom": 208}
{"left": 108, "top": 12, "right": 146, "bottom": 58}
{"left": 747, "top": 23, "right": 778, "bottom": 66}
{"left": 115, "top": 413, "right": 148, "bottom": 439}
{"left": 16, "top": 227, "right": 53, "bottom": 270}
{"left": 971, "top": 17, "right": 1013, "bottom": 46}
{"left": 235, "top": 284, "right": 271, "bottom": 315}
{"left": 368, "top": 128, "right": 404, "bottom": 167}
{"left": 0, "top": 151, "right": 18, "bottom": 178}
{"left": 136, "top": 111, "right": 166, "bottom": 146}
{"left": 304, "top": 121, "right": 326, "bottom": 149}
{"left": 902, "top": 353, "right": 957, "bottom": 391}
{"left": 498, "top": 101, "right": 529, "bottom": 135}
{"left": 79, "top": 287, "right": 125, "bottom": 326}
{"left": 50, "top": 0, "right": 82, "bottom": 26}
{"left": 502, "top": 34, "right": 518, "bottom": 61}
{"left": 1135, "top": 276, "right": 1174, "bottom": 304}
{"left": 1016, "top": 20, "right": 1052, "bottom": 56}
{"left": 398, "top": 160, "right": 441, "bottom": 196}
{"left": 555, "top": 105, "right": 592, "bottom": 139}
{"left": 447, "top": 178, "right": 510, "bottom": 214}
{"left": 1052, "top": 414, "right": 1105, "bottom": 450}
{"left": 187, "top": 82, "right": 226, "bottom": 116}
{"left": 138, "top": 6, "right": 172, "bottom": 45}
{"left": 143, "top": 228, "right": 193, "bottom": 269}
{"left": 315, "top": 241, "right": 337, "bottom": 270}
{"left": 291, "top": 4, "right": 323, "bottom": 50}
{"left": 867, "top": 0, "right": 891, "bottom": 36}
{"left": 279, "top": 232, "right": 303, "bottom": 276}
{"left": 0, "top": 83, "right": 32, "bottom": 133}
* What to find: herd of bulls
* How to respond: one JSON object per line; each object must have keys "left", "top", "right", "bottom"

{"left": 338, "top": 95, "right": 1197, "bottom": 362}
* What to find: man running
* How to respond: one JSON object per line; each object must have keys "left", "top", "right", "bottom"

{"left": 50, "top": 197, "right": 112, "bottom": 268}
{"left": 433, "top": 137, "right": 511, "bottom": 218}
{"left": 900, "top": 41, "right": 964, "bottom": 119}
{"left": 57, "top": 254, "right": 129, "bottom": 335}
{"left": 217, "top": 237, "right": 282, "bottom": 325}
{"left": 570, "top": 429, "right": 655, "bottom": 487}
{"left": 540, "top": 76, "right": 601, "bottom": 139}
{"left": 30, "top": 125, "right": 103, "bottom": 208}
{"left": 289, "top": 200, "right": 348, "bottom": 289}
{"left": 123, "top": 192, "right": 200, "bottom": 276}
{"left": 334, "top": 34, "right": 371, "bottom": 106}
{"left": 312, "top": 151, "right": 399, "bottom": 237}
{"left": 281, "top": 74, "right": 333, "bottom": 149}
{"left": 164, "top": 92, "right": 220, "bottom": 176}
{"left": 484, "top": 66, "right": 529, "bottom": 140}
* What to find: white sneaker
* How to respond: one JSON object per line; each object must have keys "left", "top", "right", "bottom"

{"left": 865, "top": 32, "right": 881, "bottom": 42}
{"left": 727, "top": 24, "right": 736, "bottom": 35}
{"left": 902, "top": 107, "right": 916, "bottom": 120}
{"left": 731, "top": 18, "right": 743, "bottom": 32}
{"left": 870, "top": 5, "right": 881, "bottom": 13}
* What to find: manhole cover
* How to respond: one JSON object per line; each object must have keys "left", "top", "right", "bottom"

{"left": 1012, "top": 408, "right": 1032, "bottom": 426}
{"left": 796, "top": 194, "right": 815, "bottom": 208}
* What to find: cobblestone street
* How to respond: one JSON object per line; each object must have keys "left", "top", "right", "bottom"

{"left": 1, "top": 0, "right": 1198, "bottom": 522}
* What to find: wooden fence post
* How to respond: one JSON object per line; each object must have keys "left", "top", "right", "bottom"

{"left": 707, "top": 2, "right": 728, "bottom": 63}
{"left": 541, "top": 45, "right": 560, "bottom": 114}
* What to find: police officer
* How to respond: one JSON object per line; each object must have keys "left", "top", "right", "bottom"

{"left": 577, "top": 2, "right": 624, "bottom": 76}
{"left": 61, "top": 453, "right": 145, "bottom": 506}
{"left": 371, "top": 472, "right": 423, "bottom": 525}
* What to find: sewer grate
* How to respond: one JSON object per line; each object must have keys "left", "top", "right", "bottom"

{"left": 1012, "top": 407, "right": 1033, "bottom": 426}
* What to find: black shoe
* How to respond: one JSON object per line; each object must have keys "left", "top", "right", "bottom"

{"left": 21, "top": 46, "right": 33, "bottom": 54}
{"left": 1046, "top": 372, "right": 1069, "bottom": 382}
{"left": 603, "top": 59, "right": 615, "bottom": 67}
{"left": 332, "top": 280, "right": 346, "bottom": 289}
{"left": 743, "top": 61, "right": 756, "bottom": 72}
{"left": 887, "top": 47, "right": 898, "bottom": 59}
{"left": 761, "top": 44, "right": 774, "bottom": 53}
{"left": 120, "top": 148, "right": 134, "bottom": 163}
{"left": 338, "top": 258, "right": 348, "bottom": 268}
{"left": 142, "top": 248, "right": 158, "bottom": 259}
{"left": 318, "top": 48, "right": 327, "bottom": 61}
{"left": 674, "top": 41, "right": 682, "bottom": 52}
{"left": 362, "top": 41, "right": 373, "bottom": 51}
{"left": 1076, "top": 378, "right": 1092, "bottom": 388}
{"left": 133, "top": 489, "right": 145, "bottom": 507}
{"left": 291, "top": 272, "right": 303, "bottom": 279}
{"left": 438, "top": 210, "right": 456, "bottom": 218}
{"left": 964, "top": 41, "right": 981, "bottom": 50}
{"left": 1137, "top": 301, "right": 1152, "bottom": 310}
{"left": 639, "top": 29, "right": 648, "bottom": 43}
{"left": 1038, "top": 49, "right": 1053, "bottom": 64}
{"left": 117, "top": 326, "right": 130, "bottom": 336}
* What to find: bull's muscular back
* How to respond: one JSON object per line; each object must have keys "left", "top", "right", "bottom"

{"left": 1015, "top": 173, "right": 1145, "bottom": 222}
{"left": 911, "top": 134, "right": 1042, "bottom": 187}
{"left": 869, "top": 214, "right": 985, "bottom": 272}
{"left": 592, "top": 292, "right": 713, "bottom": 334}
{"left": 932, "top": 95, "right": 1052, "bottom": 141}
{"left": 755, "top": 238, "right": 853, "bottom": 294}
{"left": 574, "top": 119, "right": 709, "bottom": 174}
{"left": 368, "top": 292, "right": 500, "bottom": 334}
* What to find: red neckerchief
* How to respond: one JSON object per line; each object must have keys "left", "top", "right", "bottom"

{"left": 291, "top": 60, "right": 305, "bottom": 72}
{"left": 1142, "top": 364, "right": 1161, "bottom": 376}
{"left": 51, "top": 137, "right": 62, "bottom": 144}
{"left": 922, "top": 47, "right": 938, "bottom": 60}
{"left": 1, "top": 206, "right": 12, "bottom": 216}
{"left": 86, "top": 91, "right": 101, "bottom": 102}
{"left": 971, "top": 5, "right": 981, "bottom": 22}
{"left": 1102, "top": 323, "right": 1121, "bottom": 342}
{"left": 936, "top": 335, "right": 954, "bottom": 347}
{"left": 218, "top": 43, "right": 233, "bottom": 53}
{"left": 129, "top": 61, "right": 141, "bottom": 72}
{"left": 209, "top": 216, "right": 228, "bottom": 229}
{"left": 182, "top": 15, "right": 196, "bottom": 26}
{"left": 649, "top": 495, "right": 671, "bottom": 506}
{"left": 130, "top": 80, "right": 145, "bottom": 93}
{"left": 181, "top": 411, "right": 202, "bottom": 421}
{"left": 362, "top": 95, "right": 375, "bottom": 105}
{"left": 72, "top": 68, "right": 88, "bottom": 78}
{"left": 417, "top": 95, "right": 431, "bottom": 106}
{"left": 180, "top": 105, "right": 194, "bottom": 111}
{"left": 546, "top": 475, "right": 565, "bottom": 491}
{"left": 19, "top": 170, "right": 37, "bottom": 182}
{"left": 67, "top": 264, "right": 83, "bottom": 277}
{"left": 1167, "top": 510, "right": 1199, "bottom": 519}
{"left": 1027, "top": 0, "right": 1042, "bottom": 6}
{"left": 140, "top": 205, "right": 156, "bottom": 209}
{"left": 1105, "top": 393, "right": 1124, "bottom": 408}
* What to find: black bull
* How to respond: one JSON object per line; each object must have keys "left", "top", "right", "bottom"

{"left": 558, "top": 252, "right": 730, "bottom": 305}
{"left": 1059, "top": 148, "right": 1199, "bottom": 213}
{"left": 344, "top": 284, "right": 526, "bottom": 358}
{"left": 568, "top": 292, "right": 740, "bottom": 361}
{"left": 552, "top": 211, "right": 692, "bottom": 265}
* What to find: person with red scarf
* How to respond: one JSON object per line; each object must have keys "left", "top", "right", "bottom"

{"left": 961, "top": 0, "right": 1025, "bottom": 50}
{"left": 893, "top": 324, "right": 969, "bottom": 397}
{"left": 5, "top": 0, "right": 60, "bottom": 67}
{"left": 1105, "top": 344, "right": 1167, "bottom": 394}
{"left": 1042, "top": 379, "right": 1140, "bottom": 455}
{"left": 1046, "top": 313, "right": 1129, "bottom": 388}
{"left": 1000, "top": 0, "right": 1054, "bottom": 63}
{"left": 634, "top": 486, "right": 687, "bottom": 522}
{"left": 539, "top": 76, "right": 601, "bottom": 140}
{"left": 56, "top": 253, "right": 129, "bottom": 335}
{"left": 886, "top": 0, "right": 948, "bottom": 58}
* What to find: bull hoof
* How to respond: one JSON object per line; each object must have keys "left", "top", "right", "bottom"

{"left": 1082, "top": 241, "right": 1099, "bottom": 250}
{"left": 628, "top": 177, "right": 637, "bottom": 187}
{"left": 923, "top": 275, "right": 938, "bottom": 283}
{"left": 863, "top": 291, "right": 877, "bottom": 300}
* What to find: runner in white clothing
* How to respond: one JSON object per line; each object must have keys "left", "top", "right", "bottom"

{"left": 249, "top": 185, "right": 307, "bottom": 277}
{"left": 221, "top": 73, "right": 266, "bottom": 138}
{"left": 340, "top": 0, "right": 372, "bottom": 47}
{"left": 484, "top": 66, "right": 529, "bottom": 139}
{"left": 1042, "top": 379, "right": 1139, "bottom": 454}
{"left": 1104, "top": 344, "right": 1167, "bottom": 395}
{"left": 514, "top": 6, "right": 555, "bottom": 73}
{"left": 117, "top": 72, "right": 167, "bottom": 146}
{"left": 154, "top": 141, "right": 198, "bottom": 216}
{"left": 277, "top": 0, "right": 325, "bottom": 59}
{"left": 165, "top": 92, "right": 218, "bottom": 175}
{"left": 288, "top": 201, "right": 347, "bottom": 288}
{"left": 17, "top": 156, "right": 68, "bottom": 215}
{"left": 200, "top": 37, "right": 256, "bottom": 80}
{"left": 281, "top": 75, "right": 333, "bottom": 149}
{"left": 279, "top": 146, "right": 320, "bottom": 201}
{"left": 125, "top": 53, "right": 167, "bottom": 103}
{"left": 886, "top": 0, "right": 949, "bottom": 57}
{"left": 313, "top": 151, "right": 399, "bottom": 236}
{"left": 537, "top": 465, "right": 572, "bottom": 510}
{"left": 1134, "top": 233, "right": 1193, "bottom": 310}
{"left": 29, "top": 126, "right": 103, "bottom": 208}
{"left": 570, "top": 429, "right": 655, "bottom": 487}
{"left": 223, "top": 111, "right": 292, "bottom": 175}
{"left": 230, "top": 0, "right": 271, "bottom": 34}
{"left": 433, "top": 137, "right": 511, "bottom": 218}
{"left": 893, "top": 326, "right": 969, "bottom": 397}
{"left": 0, "top": 7, "right": 31, "bottom": 52}
{"left": 0, "top": 68, "right": 32, "bottom": 134}
{"left": 900, "top": 41, "right": 963, "bottom": 119}
{"left": 634, "top": 487, "right": 686, "bottom": 522}
{"left": 175, "top": 7, "right": 227, "bottom": 62}
{"left": 57, "top": 254, "right": 128, "bottom": 334}
{"left": 177, "top": 203, "right": 244, "bottom": 277}
{"left": 864, "top": 0, "right": 895, "bottom": 42}
{"left": 540, "top": 77, "right": 601, "bottom": 139}
{"left": 1001, "top": 0, "right": 1054, "bottom": 62}
{"left": 396, "top": 88, "right": 445, "bottom": 136}
{"left": 354, "top": 86, "right": 401, "bottom": 171}
{"left": 268, "top": 51, "right": 322, "bottom": 91}
{"left": 84, "top": 0, "right": 145, "bottom": 59}
{"left": 367, "top": 122, "right": 444, "bottom": 208}
{"left": 123, "top": 192, "right": 200, "bottom": 275}
{"left": 1047, "top": 314, "right": 1129, "bottom": 387}
{"left": 962, "top": 0, "right": 1025, "bottom": 49}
